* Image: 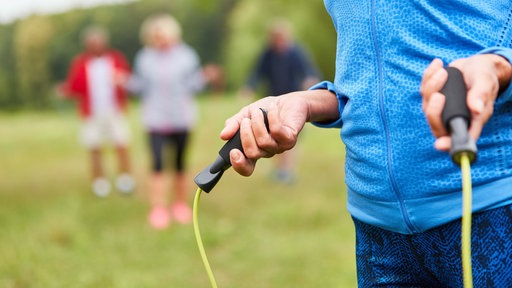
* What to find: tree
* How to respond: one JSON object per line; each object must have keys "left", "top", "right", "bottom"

{"left": 0, "top": 24, "right": 17, "bottom": 108}
{"left": 14, "top": 16, "right": 54, "bottom": 108}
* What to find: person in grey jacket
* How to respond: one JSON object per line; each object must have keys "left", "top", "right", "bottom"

{"left": 126, "top": 14, "right": 211, "bottom": 229}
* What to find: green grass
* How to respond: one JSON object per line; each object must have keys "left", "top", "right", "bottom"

{"left": 0, "top": 96, "right": 356, "bottom": 288}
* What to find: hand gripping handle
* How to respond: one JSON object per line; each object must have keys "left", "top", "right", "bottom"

{"left": 194, "top": 108, "right": 269, "bottom": 192}
{"left": 440, "top": 67, "right": 477, "bottom": 165}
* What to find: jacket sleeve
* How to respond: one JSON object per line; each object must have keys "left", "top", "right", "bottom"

{"left": 478, "top": 47, "right": 512, "bottom": 102}
{"left": 186, "top": 49, "right": 206, "bottom": 94}
{"left": 113, "top": 51, "right": 131, "bottom": 73}
{"left": 126, "top": 52, "right": 147, "bottom": 95}
{"left": 62, "top": 56, "right": 85, "bottom": 98}
{"left": 309, "top": 81, "right": 346, "bottom": 128}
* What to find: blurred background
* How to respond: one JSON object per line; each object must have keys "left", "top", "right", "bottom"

{"left": 0, "top": 0, "right": 355, "bottom": 287}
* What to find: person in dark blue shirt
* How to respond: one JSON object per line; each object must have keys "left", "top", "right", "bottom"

{"left": 244, "top": 20, "right": 319, "bottom": 96}
{"left": 241, "top": 19, "right": 319, "bottom": 184}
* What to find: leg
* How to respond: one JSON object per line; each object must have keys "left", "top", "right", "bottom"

{"left": 116, "top": 146, "right": 131, "bottom": 174}
{"left": 408, "top": 205, "right": 512, "bottom": 287}
{"left": 81, "top": 117, "right": 105, "bottom": 180}
{"left": 90, "top": 148, "right": 103, "bottom": 180}
{"left": 173, "top": 131, "right": 190, "bottom": 202}
{"left": 170, "top": 131, "right": 192, "bottom": 224}
{"left": 89, "top": 148, "right": 111, "bottom": 197}
{"left": 148, "top": 132, "right": 167, "bottom": 207}
{"left": 174, "top": 172, "right": 188, "bottom": 203}
{"left": 355, "top": 206, "right": 512, "bottom": 287}
{"left": 109, "top": 113, "right": 134, "bottom": 193}
{"left": 150, "top": 172, "right": 167, "bottom": 207}
{"left": 468, "top": 205, "right": 512, "bottom": 287}
{"left": 353, "top": 217, "right": 440, "bottom": 287}
{"left": 274, "top": 149, "right": 296, "bottom": 184}
{"left": 81, "top": 117, "right": 111, "bottom": 197}
{"left": 147, "top": 132, "right": 171, "bottom": 229}
{"left": 115, "top": 145, "right": 135, "bottom": 194}
{"left": 110, "top": 114, "right": 131, "bottom": 174}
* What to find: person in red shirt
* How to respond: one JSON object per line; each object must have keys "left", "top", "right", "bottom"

{"left": 61, "top": 26, "right": 134, "bottom": 197}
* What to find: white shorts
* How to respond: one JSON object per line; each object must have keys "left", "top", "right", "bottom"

{"left": 80, "top": 113, "right": 130, "bottom": 149}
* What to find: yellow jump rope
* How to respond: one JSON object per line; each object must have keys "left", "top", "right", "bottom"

{"left": 193, "top": 187, "right": 218, "bottom": 288}
{"left": 460, "top": 154, "right": 473, "bottom": 288}
{"left": 193, "top": 69, "right": 476, "bottom": 288}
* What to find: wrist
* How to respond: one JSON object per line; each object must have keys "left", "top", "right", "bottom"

{"left": 303, "top": 89, "right": 339, "bottom": 123}
{"left": 489, "top": 54, "right": 512, "bottom": 92}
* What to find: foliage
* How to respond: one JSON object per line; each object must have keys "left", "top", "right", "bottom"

{"left": 0, "top": 24, "right": 17, "bottom": 107}
{"left": 0, "top": 0, "right": 336, "bottom": 109}
{"left": 14, "top": 16, "right": 55, "bottom": 108}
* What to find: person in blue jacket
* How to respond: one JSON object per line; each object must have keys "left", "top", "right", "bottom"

{"left": 221, "top": 1, "right": 512, "bottom": 286}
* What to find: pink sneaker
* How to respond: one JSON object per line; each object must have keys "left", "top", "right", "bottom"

{"left": 148, "top": 206, "right": 171, "bottom": 230}
{"left": 171, "top": 202, "right": 192, "bottom": 224}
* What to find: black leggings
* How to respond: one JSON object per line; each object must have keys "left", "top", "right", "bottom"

{"left": 149, "top": 131, "right": 189, "bottom": 172}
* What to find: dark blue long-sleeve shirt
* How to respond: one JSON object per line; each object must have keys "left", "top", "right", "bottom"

{"left": 247, "top": 44, "right": 319, "bottom": 96}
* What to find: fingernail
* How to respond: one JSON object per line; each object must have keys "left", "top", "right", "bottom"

{"left": 433, "top": 69, "right": 445, "bottom": 81}
{"left": 233, "top": 151, "right": 241, "bottom": 163}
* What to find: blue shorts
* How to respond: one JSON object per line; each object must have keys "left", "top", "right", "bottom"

{"left": 354, "top": 204, "right": 512, "bottom": 287}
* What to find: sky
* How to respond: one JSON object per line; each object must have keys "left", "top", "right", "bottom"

{"left": 0, "top": 0, "right": 135, "bottom": 24}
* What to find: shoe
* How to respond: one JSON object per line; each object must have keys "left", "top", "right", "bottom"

{"left": 171, "top": 202, "right": 192, "bottom": 224}
{"left": 148, "top": 206, "right": 171, "bottom": 230}
{"left": 116, "top": 173, "right": 135, "bottom": 194}
{"left": 274, "top": 169, "right": 295, "bottom": 185}
{"left": 92, "top": 177, "right": 111, "bottom": 197}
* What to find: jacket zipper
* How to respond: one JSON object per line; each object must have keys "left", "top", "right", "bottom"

{"left": 370, "top": 0, "right": 417, "bottom": 233}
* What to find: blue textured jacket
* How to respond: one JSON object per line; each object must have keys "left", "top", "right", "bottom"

{"left": 314, "top": 0, "right": 512, "bottom": 234}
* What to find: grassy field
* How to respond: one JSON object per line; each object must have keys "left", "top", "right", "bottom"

{"left": 0, "top": 96, "right": 356, "bottom": 288}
